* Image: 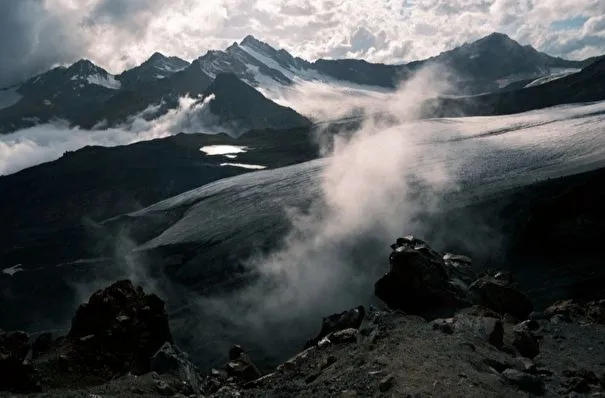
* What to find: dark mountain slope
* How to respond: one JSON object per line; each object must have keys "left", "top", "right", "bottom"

{"left": 118, "top": 52, "right": 190, "bottom": 88}
{"left": 203, "top": 73, "right": 312, "bottom": 133}
{"left": 425, "top": 58, "right": 605, "bottom": 117}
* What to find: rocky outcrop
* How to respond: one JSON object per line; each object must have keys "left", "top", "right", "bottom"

{"left": 375, "top": 237, "right": 533, "bottom": 320}
{"left": 68, "top": 280, "right": 173, "bottom": 376}
{"left": 544, "top": 299, "right": 605, "bottom": 324}
{"left": 306, "top": 306, "right": 365, "bottom": 348}
{"left": 0, "top": 280, "right": 176, "bottom": 394}
{"left": 374, "top": 237, "right": 472, "bottom": 315}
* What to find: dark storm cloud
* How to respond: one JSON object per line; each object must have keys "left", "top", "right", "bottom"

{"left": 0, "top": 0, "right": 86, "bottom": 87}
{"left": 87, "top": 0, "right": 165, "bottom": 33}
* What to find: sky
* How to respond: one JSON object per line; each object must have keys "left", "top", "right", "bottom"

{"left": 1, "top": 0, "right": 605, "bottom": 87}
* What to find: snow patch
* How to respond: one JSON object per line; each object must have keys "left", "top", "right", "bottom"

{"left": 220, "top": 162, "right": 266, "bottom": 170}
{"left": 200, "top": 145, "right": 248, "bottom": 155}
{"left": 3, "top": 264, "right": 23, "bottom": 276}
{"left": 86, "top": 74, "right": 122, "bottom": 89}
{"left": 524, "top": 70, "right": 580, "bottom": 88}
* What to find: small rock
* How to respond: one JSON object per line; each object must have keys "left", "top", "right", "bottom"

{"left": 318, "top": 336, "right": 331, "bottom": 348}
{"left": 517, "top": 357, "right": 537, "bottom": 374}
{"left": 224, "top": 346, "right": 261, "bottom": 383}
{"left": 155, "top": 380, "right": 175, "bottom": 396}
{"left": 518, "top": 319, "right": 540, "bottom": 331}
{"left": 341, "top": 390, "right": 358, "bottom": 397}
{"left": 305, "top": 372, "right": 321, "bottom": 384}
{"left": 502, "top": 369, "right": 545, "bottom": 394}
{"left": 564, "top": 377, "right": 591, "bottom": 393}
{"left": 529, "top": 311, "right": 547, "bottom": 321}
{"left": 431, "top": 318, "right": 455, "bottom": 335}
{"left": 306, "top": 306, "right": 365, "bottom": 348}
{"left": 483, "top": 358, "right": 510, "bottom": 373}
{"left": 330, "top": 328, "right": 359, "bottom": 344}
{"left": 379, "top": 374, "right": 395, "bottom": 392}
{"left": 502, "top": 314, "right": 519, "bottom": 325}
{"left": 550, "top": 314, "right": 568, "bottom": 324}
{"left": 454, "top": 315, "right": 504, "bottom": 349}
{"left": 320, "top": 355, "right": 337, "bottom": 370}
{"left": 512, "top": 324, "right": 540, "bottom": 359}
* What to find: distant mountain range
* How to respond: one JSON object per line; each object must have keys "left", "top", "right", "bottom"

{"left": 0, "top": 32, "right": 604, "bottom": 135}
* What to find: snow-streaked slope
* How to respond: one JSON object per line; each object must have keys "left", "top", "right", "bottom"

{"left": 86, "top": 74, "right": 122, "bottom": 89}
{"left": 127, "top": 101, "right": 605, "bottom": 255}
{"left": 524, "top": 69, "right": 580, "bottom": 88}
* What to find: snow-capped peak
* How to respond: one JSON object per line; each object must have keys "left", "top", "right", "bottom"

{"left": 65, "top": 59, "right": 121, "bottom": 89}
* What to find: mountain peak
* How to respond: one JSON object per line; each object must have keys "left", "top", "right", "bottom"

{"left": 475, "top": 32, "right": 520, "bottom": 48}
{"left": 241, "top": 35, "right": 262, "bottom": 46}
{"left": 67, "top": 59, "right": 105, "bottom": 75}
{"left": 148, "top": 52, "right": 168, "bottom": 62}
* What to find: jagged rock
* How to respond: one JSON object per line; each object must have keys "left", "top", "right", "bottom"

{"left": 151, "top": 342, "right": 202, "bottom": 392}
{"left": 306, "top": 306, "right": 365, "bottom": 347}
{"left": 375, "top": 238, "right": 471, "bottom": 315}
{"left": 155, "top": 380, "right": 175, "bottom": 396}
{"left": 469, "top": 276, "right": 533, "bottom": 320}
{"left": 502, "top": 369, "right": 545, "bottom": 394}
{"left": 68, "top": 280, "right": 172, "bottom": 376}
{"left": 224, "top": 345, "right": 261, "bottom": 383}
{"left": 512, "top": 324, "right": 540, "bottom": 359}
{"left": 545, "top": 299, "right": 605, "bottom": 324}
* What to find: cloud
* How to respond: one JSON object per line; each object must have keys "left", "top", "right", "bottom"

{"left": 2, "top": 0, "right": 605, "bottom": 87}
{"left": 187, "top": 65, "right": 458, "bottom": 364}
{"left": 0, "top": 0, "right": 88, "bottom": 87}
{"left": 0, "top": 95, "right": 218, "bottom": 175}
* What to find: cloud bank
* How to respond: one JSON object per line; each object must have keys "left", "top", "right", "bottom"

{"left": 0, "top": 95, "right": 217, "bottom": 175}
{"left": 2, "top": 0, "right": 605, "bottom": 86}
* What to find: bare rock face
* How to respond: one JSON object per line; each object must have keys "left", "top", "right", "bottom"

{"left": 67, "top": 280, "right": 173, "bottom": 376}
{"left": 374, "top": 237, "right": 472, "bottom": 315}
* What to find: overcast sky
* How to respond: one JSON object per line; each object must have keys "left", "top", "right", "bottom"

{"left": 1, "top": 0, "right": 604, "bottom": 87}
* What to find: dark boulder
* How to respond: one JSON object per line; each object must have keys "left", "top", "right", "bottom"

{"left": 68, "top": 279, "right": 172, "bottom": 376}
{"left": 306, "top": 306, "right": 365, "bottom": 348}
{"left": 375, "top": 237, "right": 471, "bottom": 315}
{"left": 469, "top": 276, "right": 533, "bottom": 320}
{"left": 512, "top": 324, "right": 540, "bottom": 359}
{"left": 224, "top": 345, "right": 261, "bottom": 383}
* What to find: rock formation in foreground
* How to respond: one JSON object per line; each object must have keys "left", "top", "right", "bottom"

{"left": 1, "top": 238, "right": 604, "bottom": 397}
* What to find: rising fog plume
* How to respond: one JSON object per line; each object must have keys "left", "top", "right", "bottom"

{"left": 0, "top": 95, "right": 217, "bottom": 175}
{"left": 186, "top": 65, "right": 459, "bottom": 365}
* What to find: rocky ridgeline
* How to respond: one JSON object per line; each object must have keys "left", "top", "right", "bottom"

{"left": 1, "top": 238, "right": 605, "bottom": 397}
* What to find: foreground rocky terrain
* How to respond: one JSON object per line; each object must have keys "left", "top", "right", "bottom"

{"left": 2, "top": 238, "right": 604, "bottom": 397}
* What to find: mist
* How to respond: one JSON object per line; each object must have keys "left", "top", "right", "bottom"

{"left": 182, "top": 65, "right": 463, "bottom": 366}
{"left": 0, "top": 95, "right": 217, "bottom": 176}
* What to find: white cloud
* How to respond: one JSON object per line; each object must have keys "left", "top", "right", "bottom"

{"left": 2, "top": 0, "right": 605, "bottom": 86}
